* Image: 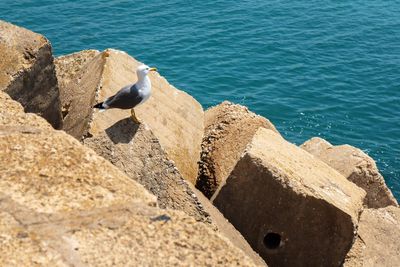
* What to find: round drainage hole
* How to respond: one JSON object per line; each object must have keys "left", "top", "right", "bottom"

{"left": 263, "top": 232, "right": 281, "bottom": 249}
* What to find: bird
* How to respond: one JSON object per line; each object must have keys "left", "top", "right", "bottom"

{"left": 93, "top": 64, "right": 157, "bottom": 123}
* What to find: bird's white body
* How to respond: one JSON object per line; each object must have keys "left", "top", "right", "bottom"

{"left": 136, "top": 75, "right": 152, "bottom": 106}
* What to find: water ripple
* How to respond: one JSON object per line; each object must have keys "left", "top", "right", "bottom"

{"left": 1, "top": 0, "right": 399, "bottom": 199}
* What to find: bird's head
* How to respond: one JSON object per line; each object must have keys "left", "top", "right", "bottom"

{"left": 137, "top": 64, "right": 157, "bottom": 79}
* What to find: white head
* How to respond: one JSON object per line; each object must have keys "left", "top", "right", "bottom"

{"left": 137, "top": 64, "right": 157, "bottom": 79}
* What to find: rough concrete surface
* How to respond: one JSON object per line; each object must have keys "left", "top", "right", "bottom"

{"left": 56, "top": 51, "right": 106, "bottom": 139}
{"left": 84, "top": 118, "right": 213, "bottom": 225}
{"left": 197, "top": 101, "right": 279, "bottom": 198}
{"left": 0, "top": 20, "right": 62, "bottom": 128}
{"left": 189, "top": 184, "right": 267, "bottom": 266}
{"left": 344, "top": 206, "right": 400, "bottom": 267}
{"left": 213, "top": 128, "right": 366, "bottom": 267}
{"left": 301, "top": 137, "right": 398, "bottom": 208}
{"left": 55, "top": 49, "right": 100, "bottom": 121}
{"left": 0, "top": 202, "right": 258, "bottom": 267}
{"left": 0, "top": 91, "right": 52, "bottom": 131}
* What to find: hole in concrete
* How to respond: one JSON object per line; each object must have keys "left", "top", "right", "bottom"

{"left": 263, "top": 232, "right": 281, "bottom": 249}
{"left": 61, "top": 102, "right": 71, "bottom": 119}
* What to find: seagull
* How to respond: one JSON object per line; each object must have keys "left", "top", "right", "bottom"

{"left": 93, "top": 64, "right": 157, "bottom": 123}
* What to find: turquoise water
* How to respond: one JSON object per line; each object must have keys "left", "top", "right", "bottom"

{"left": 1, "top": 0, "right": 399, "bottom": 200}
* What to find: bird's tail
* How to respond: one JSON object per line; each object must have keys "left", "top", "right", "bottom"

{"left": 93, "top": 102, "right": 108, "bottom": 112}
{"left": 93, "top": 102, "right": 105, "bottom": 109}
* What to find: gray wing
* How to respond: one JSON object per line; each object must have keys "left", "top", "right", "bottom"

{"left": 104, "top": 84, "right": 143, "bottom": 109}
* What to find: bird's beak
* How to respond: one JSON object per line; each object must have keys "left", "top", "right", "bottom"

{"left": 149, "top": 67, "right": 157, "bottom": 72}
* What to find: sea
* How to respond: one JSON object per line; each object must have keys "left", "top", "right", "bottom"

{"left": 1, "top": 0, "right": 399, "bottom": 200}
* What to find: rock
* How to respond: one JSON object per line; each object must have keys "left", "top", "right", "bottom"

{"left": 189, "top": 185, "right": 267, "bottom": 266}
{"left": 56, "top": 51, "right": 107, "bottom": 139}
{"left": 54, "top": 49, "right": 100, "bottom": 120}
{"left": 0, "top": 91, "right": 51, "bottom": 131}
{"left": 301, "top": 137, "right": 398, "bottom": 208}
{"left": 300, "top": 136, "right": 332, "bottom": 153}
{"left": 0, "top": 20, "right": 62, "bottom": 129}
{"left": 84, "top": 118, "right": 212, "bottom": 225}
{"left": 344, "top": 206, "right": 400, "bottom": 267}
{"left": 57, "top": 49, "right": 203, "bottom": 184}
{"left": 0, "top": 91, "right": 259, "bottom": 266}
{"left": 0, "top": 203, "right": 258, "bottom": 267}
{"left": 84, "top": 117, "right": 267, "bottom": 266}
{"left": 0, "top": 210, "right": 63, "bottom": 266}
{"left": 213, "top": 128, "right": 366, "bottom": 267}
{"left": 196, "top": 101, "right": 279, "bottom": 198}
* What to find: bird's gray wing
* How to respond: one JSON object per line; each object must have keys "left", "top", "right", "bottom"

{"left": 104, "top": 84, "right": 143, "bottom": 109}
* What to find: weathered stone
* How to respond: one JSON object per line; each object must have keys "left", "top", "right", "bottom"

{"left": 213, "top": 128, "right": 366, "bottom": 267}
{"left": 55, "top": 49, "right": 100, "bottom": 120}
{"left": 301, "top": 137, "right": 398, "bottom": 208}
{"left": 55, "top": 51, "right": 107, "bottom": 139}
{"left": 0, "top": 202, "right": 258, "bottom": 267}
{"left": 196, "top": 101, "right": 279, "bottom": 198}
{"left": 84, "top": 118, "right": 212, "bottom": 224}
{"left": 0, "top": 91, "right": 51, "bottom": 132}
{"left": 58, "top": 49, "right": 203, "bottom": 184}
{"left": 84, "top": 117, "right": 267, "bottom": 266}
{"left": 344, "top": 206, "right": 400, "bottom": 267}
{"left": 0, "top": 91, "right": 259, "bottom": 266}
{"left": 0, "top": 20, "right": 62, "bottom": 128}
{"left": 190, "top": 185, "right": 267, "bottom": 266}
{"left": 0, "top": 210, "right": 65, "bottom": 266}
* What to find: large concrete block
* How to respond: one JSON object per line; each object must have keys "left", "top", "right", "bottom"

{"left": 84, "top": 118, "right": 213, "bottom": 224}
{"left": 0, "top": 20, "right": 62, "bottom": 128}
{"left": 57, "top": 49, "right": 203, "bottom": 184}
{"left": 213, "top": 128, "right": 366, "bottom": 266}
{"left": 344, "top": 206, "right": 400, "bottom": 267}
{"left": 54, "top": 50, "right": 102, "bottom": 122}
{"left": 301, "top": 137, "right": 398, "bottom": 208}
{"left": 197, "top": 101, "right": 278, "bottom": 198}
{"left": 54, "top": 51, "right": 106, "bottom": 139}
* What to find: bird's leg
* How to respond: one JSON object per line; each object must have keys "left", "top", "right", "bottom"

{"left": 131, "top": 108, "right": 140, "bottom": 124}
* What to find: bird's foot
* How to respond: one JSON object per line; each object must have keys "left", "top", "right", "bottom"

{"left": 131, "top": 116, "right": 141, "bottom": 124}
{"left": 131, "top": 109, "right": 141, "bottom": 124}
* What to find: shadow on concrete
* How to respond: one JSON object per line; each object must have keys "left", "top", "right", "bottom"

{"left": 105, "top": 117, "right": 140, "bottom": 144}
